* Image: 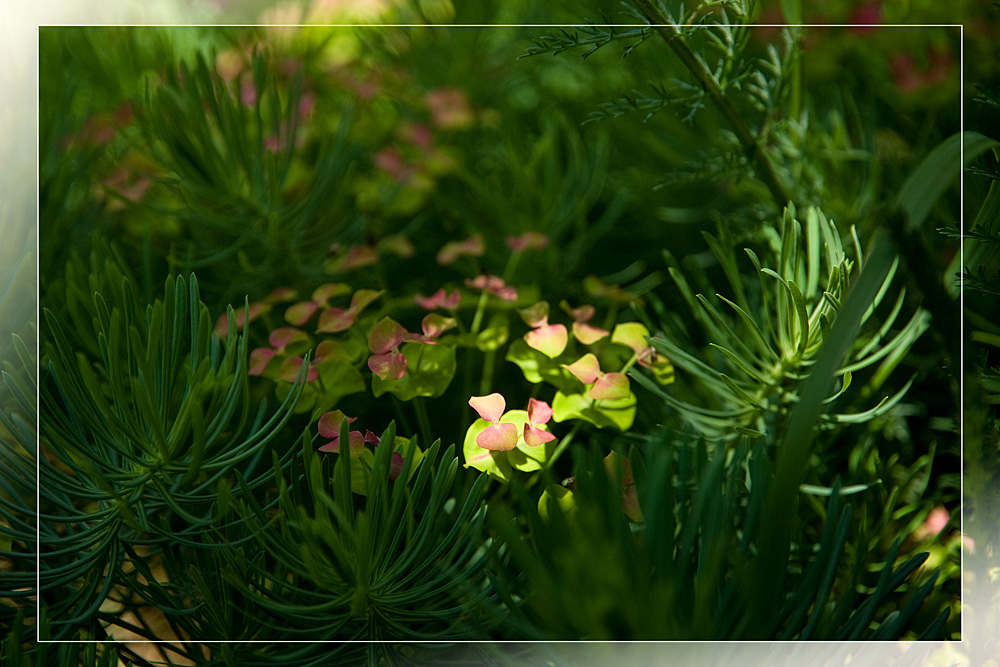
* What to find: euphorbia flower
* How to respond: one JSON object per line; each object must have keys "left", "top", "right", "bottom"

{"left": 317, "top": 410, "right": 368, "bottom": 454}
{"left": 316, "top": 288, "right": 383, "bottom": 333}
{"left": 523, "top": 398, "right": 556, "bottom": 448}
{"left": 418, "top": 313, "right": 457, "bottom": 340}
{"left": 506, "top": 231, "right": 549, "bottom": 252}
{"left": 249, "top": 327, "right": 309, "bottom": 377}
{"left": 425, "top": 87, "right": 474, "bottom": 129}
{"left": 388, "top": 452, "right": 405, "bottom": 481}
{"left": 326, "top": 244, "right": 378, "bottom": 274}
{"left": 562, "top": 353, "right": 630, "bottom": 401}
{"left": 468, "top": 393, "right": 519, "bottom": 451}
{"left": 414, "top": 287, "right": 461, "bottom": 311}
{"left": 275, "top": 339, "right": 347, "bottom": 383}
{"left": 436, "top": 233, "right": 485, "bottom": 265}
{"left": 612, "top": 322, "right": 672, "bottom": 384}
{"left": 374, "top": 146, "right": 413, "bottom": 182}
{"left": 465, "top": 274, "right": 517, "bottom": 302}
{"left": 518, "top": 301, "right": 567, "bottom": 358}
{"left": 285, "top": 283, "right": 351, "bottom": 326}
{"left": 560, "top": 301, "right": 609, "bottom": 345}
{"left": 367, "top": 317, "right": 409, "bottom": 380}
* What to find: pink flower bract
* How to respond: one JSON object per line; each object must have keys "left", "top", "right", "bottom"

{"left": 477, "top": 422, "right": 519, "bottom": 451}
{"left": 368, "top": 351, "right": 407, "bottom": 380}
{"left": 469, "top": 393, "right": 505, "bottom": 423}
{"left": 523, "top": 398, "right": 556, "bottom": 447}
{"left": 525, "top": 324, "right": 568, "bottom": 358}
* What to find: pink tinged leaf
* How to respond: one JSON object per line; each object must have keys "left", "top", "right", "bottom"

{"left": 561, "top": 301, "right": 596, "bottom": 323}
{"left": 265, "top": 287, "right": 297, "bottom": 303}
{"left": 590, "top": 372, "right": 630, "bottom": 401}
{"left": 612, "top": 322, "right": 651, "bottom": 355}
{"left": 563, "top": 353, "right": 602, "bottom": 385}
{"left": 314, "top": 340, "right": 346, "bottom": 363}
{"left": 318, "top": 431, "right": 365, "bottom": 455}
{"left": 436, "top": 233, "right": 485, "bottom": 265}
{"left": 518, "top": 301, "right": 550, "bottom": 328}
{"left": 525, "top": 324, "right": 568, "bottom": 359}
{"left": 342, "top": 245, "right": 379, "bottom": 271}
{"left": 527, "top": 398, "right": 553, "bottom": 426}
{"left": 506, "top": 231, "right": 549, "bottom": 252}
{"left": 316, "top": 307, "right": 355, "bottom": 333}
{"left": 466, "top": 274, "right": 497, "bottom": 292}
{"left": 622, "top": 485, "right": 644, "bottom": 522}
{"left": 421, "top": 313, "right": 457, "bottom": 338}
{"left": 604, "top": 451, "right": 635, "bottom": 486}
{"left": 263, "top": 135, "right": 284, "bottom": 153}
{"left": 368, "top": 317, "right": 407, "bottom": 354}
{"left": 924, "top": 506, "right": 949, "bottom": 535}
{"left": 298, "top": 91, "right": 316, "bottom": 117}
{"left": 442, "top": 289, "right": 461, "bottom": 309}
{"left": 379, "top": 234, "right": 415, "bottom": 258}
{"left": 497, "top": 286, "right": 518, "bottom": 302}
{"left": 476, "top": 423, "right": 519, "bottom": 451}
{"left": 523, "top": 425, "right": 556, "bottom": 448}
{"left": 247, "top": 301, "right": 269, "bottom": 321}
{"left": 388, "top": 452, "right": 405, "bottom": 481}
{"left": 573, "top": 322, "right": 609, "bottom": 345}
{"left": 368, "top": 352, "right": 407, "bottom": 380}
{"left": 349, "top": 288, "right": 383, "bottom": 314}
{"left": 269, "top": 327, "right": 306, "bottom": 352}
{"left": 214, "top": 314, "right": 230, "bottom": 338}
{"left": 374, "top": 146, "right": 409, "bottom": 180}
{"left": 425, "top": 87, "right": 474, "bottom": 129}
{"left": 415, "top": 289, "right": 447, "bottom": 310}
{"left": 285, "top": 301, "right": 318, "bottom": 326}
{"left": 312, "top": 282, "right": 351, "bottom": 305}
{"left": 248, "top": 347, "right": 276, "bottom": 375}
{"left": 318, "top": 410, "right": 357, "bottom": 438}
{"left": 219, "top": 305, "right": 260, "bottom": 335}
{"left": 278, "top": 356, "right": 319, "bottom": 383}
{"left": 363, "top": 430, "right": 381, "bottom": 446}
{"left": 468, "top": 393, "right": 506, "bottom": 423}
{"left": 240, "top": 79, "right": 257, "bottom": 106}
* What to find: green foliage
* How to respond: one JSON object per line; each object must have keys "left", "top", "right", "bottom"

{"left": 492, "top": 435, "right": 946, "bottom": 640}
{"left": 32, "top": 259, "right": 304, "bottom": 641}
{"left": 637, "top": 205, "right": 928, "bottom": 440}
{"left": 10, "top": 8, "right": 970, "bottom": 660}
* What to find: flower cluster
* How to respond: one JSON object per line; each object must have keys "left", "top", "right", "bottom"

{"left": 467, "top": 393, "right": 555, "bottom": 452}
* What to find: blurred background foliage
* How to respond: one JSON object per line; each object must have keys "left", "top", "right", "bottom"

{"left": 2, "top": 0, "right": 990, "bottom": 662}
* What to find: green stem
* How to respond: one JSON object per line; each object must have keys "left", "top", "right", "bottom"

{"left": 542, "top": 421, "right": 583, "bottom": 476}
{"left": 413, "top": 396, "right": 433, "bottom": 448}
{"left": 479, "top": 349, "right": 497, "bottom": 396}
{"left": 630, "top": 0, "right": 793, "bottom": 208}
{"left": 469, "top": 290, "right": 489, "bottom": 335}
{"left": 502, "top": 250, "right": 523, "bottom": 283}
{"left": 390, "top": 395, "right": 414, "bottom": 437}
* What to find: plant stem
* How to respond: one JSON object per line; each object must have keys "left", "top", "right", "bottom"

{"left": 502, "top": 250, "right": 522, "bottom": 283}
{"left": 544, "top": 421, "right": 582, "bottom": 474}
{"left": 470, "top": 290, "right": 489, "bottom": 335}
{"left": 479, "top": 349, "right": 497, "bottom": 396}
{"left": 631, "top": 0, "right": 793, "bottom": 208}
{"left": 413, "top": 396, "right": 433, "bottom": 448}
